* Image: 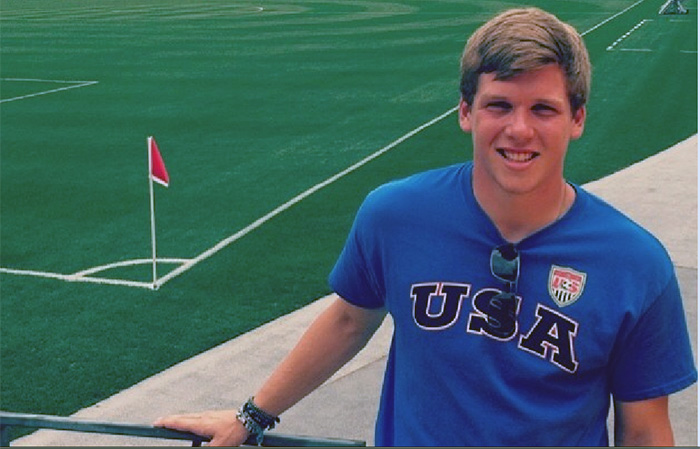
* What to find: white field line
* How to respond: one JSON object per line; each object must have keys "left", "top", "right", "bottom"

{"left": 0, "top": 79, "right": 99, "bottom": 103}
{"left": 581, "top": 0, "right": 647, "bottom": 36}
{"left": 1, "top": 0, "right": 645, "bottom": 290}
{"left": 0, "top": 258, "right": 190, "bottom": 290}
{"left": 71, "top": 258, "right": 191, "bottom": 277}
{"left": 606, "top": 19, "right": 652, "bottom": 51}
{"left": 0, "top": 267, "right": 72, "bottom": 281}
{"left": 66, "top": 276, "right": 155, "bottom": 290}
{"left": 155, "top": 106, "right": 459, "bottom": 288}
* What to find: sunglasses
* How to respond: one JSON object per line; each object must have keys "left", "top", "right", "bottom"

{"left": 486, "top": 243, "right": 521, "bottom": 339}
{"left": 490, "top": 243, "right": 520, "bottom": 293}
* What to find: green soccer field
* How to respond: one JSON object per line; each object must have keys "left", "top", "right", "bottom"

{"left": 0, "top": 0, "right": 696, "bottom": 431}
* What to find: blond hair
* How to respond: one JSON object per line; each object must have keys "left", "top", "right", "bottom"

{"left": 460, "top": 7, "right": 591, "bottom": 113}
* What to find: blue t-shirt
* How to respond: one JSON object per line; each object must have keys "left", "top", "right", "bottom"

{"left": 329, "top": 162, "right": 697, "bottom": 446}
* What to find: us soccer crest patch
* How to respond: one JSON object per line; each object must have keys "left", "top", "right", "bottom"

{"left": 549, "top": 266, "right": 587, "bottom": 307}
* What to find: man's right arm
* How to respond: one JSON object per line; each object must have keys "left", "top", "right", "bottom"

{"left": 154, "top": 295, "right": 387, "bottom": 446}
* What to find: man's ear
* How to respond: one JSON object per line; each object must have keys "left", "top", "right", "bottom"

{"left": 459, "top": 98, "right": 473, "bottom": 133}
{"left": 570, "top": 106, "right": 586, "bottom": 140}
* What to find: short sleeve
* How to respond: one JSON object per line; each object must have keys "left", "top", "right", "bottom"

{"left": 328, "top": 190, "right": 386, "bottom": 309}
{"left": 610, "top": 275, "right": 697, "bottom": 401}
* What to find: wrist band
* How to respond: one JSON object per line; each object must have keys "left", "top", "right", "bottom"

{"left": 236, "top": 397, "right": 280, "bottom": 445}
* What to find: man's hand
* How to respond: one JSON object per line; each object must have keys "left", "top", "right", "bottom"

{"left": 154, "top": 410, "right": 249, "bottom": 447}
{"left": 153, "top": 296, "right": 385, "bottom": 447}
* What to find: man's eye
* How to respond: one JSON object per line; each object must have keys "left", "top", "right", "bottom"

{"left": 486, "top": 101, "right": 511, "bottom": 111}
{"left": 532, "top": 104, "right": 558, "bottom": 115}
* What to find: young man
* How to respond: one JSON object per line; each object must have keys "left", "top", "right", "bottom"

{"left": 156, "top": 8, "right": 696, "bottom": 446}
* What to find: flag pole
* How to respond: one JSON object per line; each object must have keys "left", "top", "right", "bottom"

{"left": 148, "top": 136, "right": 158, "bottom": 290}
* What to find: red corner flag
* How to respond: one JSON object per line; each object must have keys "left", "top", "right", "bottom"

{"left": 149, "top": 136, "right": 170, "bottom": 187}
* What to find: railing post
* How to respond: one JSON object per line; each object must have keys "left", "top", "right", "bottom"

{"left": 0, "top": 424, "right": 10, "bottom": 447}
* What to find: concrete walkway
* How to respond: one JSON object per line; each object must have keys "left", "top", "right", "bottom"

{"left": 15, "top": 135, "right": 698, "bottom": 446}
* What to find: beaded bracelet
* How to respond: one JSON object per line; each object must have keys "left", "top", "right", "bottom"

{"left": 236, "top": 397, "right": 280, "bottom": 445}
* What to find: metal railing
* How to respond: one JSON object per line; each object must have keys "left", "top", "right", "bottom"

{"left": 0, "top": 411, "right": 365, "bottom": 447}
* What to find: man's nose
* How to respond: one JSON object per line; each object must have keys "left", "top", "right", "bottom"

{"left": 505, "top": 108, "right": 535, "bottom": 141}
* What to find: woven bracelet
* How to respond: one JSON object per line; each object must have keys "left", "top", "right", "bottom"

{"left": 237, "top": 397, "right": 280, "bottom": 445}
{"left": 236, "top": 410, "right": 264, "bottom": 444}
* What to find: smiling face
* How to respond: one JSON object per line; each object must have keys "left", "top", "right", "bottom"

{"left": 460, "top": 64, "right": 586, "bottom": 199}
